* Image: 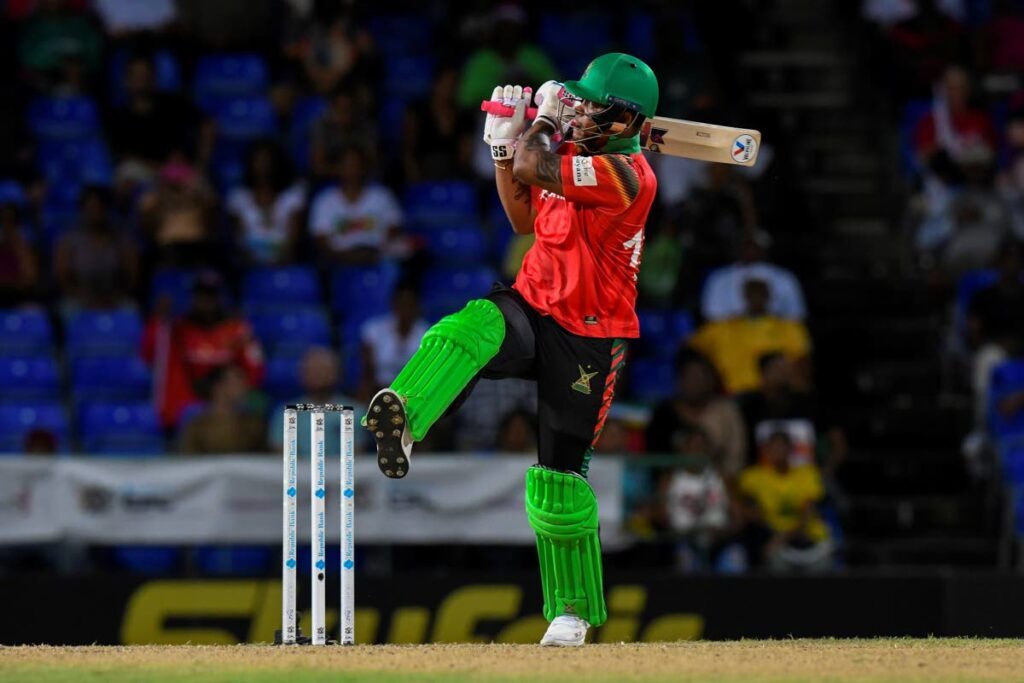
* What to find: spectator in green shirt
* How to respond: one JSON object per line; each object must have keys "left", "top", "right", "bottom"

{"left": 456, "top": 5, "right": 558, "bottom": 109}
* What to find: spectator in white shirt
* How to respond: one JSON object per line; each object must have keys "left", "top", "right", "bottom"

{"left": 226, "top": 140, "right": 305, "bottom": 265}
{"left": 359, "top": 283, "right": 428, "bottom": 396}
{"left": 701, "top": 230, "right": 806, "bottom": 322}
{"left": 309, "top": 145, "right": 404, "bottom": 265}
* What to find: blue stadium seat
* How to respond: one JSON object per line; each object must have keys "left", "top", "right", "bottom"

{"left": 405, "top": 181, "right": 478, "bottom": 228}
{"left": 194, "top": 54, "right": 269, "bottom": 111}
{"left": 65, "top": 309, "right": 143, "bottom": 358}
{"left": 150, "top": 269, "right": 197, "bottom": 315}
{"left": 989, "top": 360, "right": 1024, "bottom": 438}
{"left": 384, "top": 56, "right": 435, "bottom": 100}
{"left": 626, "top": 358, "right": 675, "bottom": 403}
{"left": 288, "top": 96, "right": 327, "bottom": 173}
{"left": 108, "top": 49, "right": 181, "bottom": 106}
{"left": 0, "top": 179, "right": 27, "bottom": 206}
{"left": 0, "top": 403, "right": 69, "bottom": 453}
{"left": 420, "top": 224, "right": 487, "bottom": 265}
{"left": 900, "top": 99, "right": 932, "bottom": 177}
{"left": 243, "top": 266, "right": 322, "bottom": 309}
{"left": 369, "top": 14, "right": 433, "bottom": 56}
{"left": 37, "top": 139, "right": 114, "bottom": 187}
{"left": 539, "top": 13, "right": 611, "bottom": 76}
{"left": 112, "top": 546, "right": 181, "bottom": 574}
{"left": 331, "top": 265, "right": 399, "bottom": 325}
{"left": 625, "top": 12, "right": 656, "bottom": 61}
{"left": 1002, "top": 443, "right": 1024, "bottom": 485}
{"left": 0, "top": 309, "right": 53, "bottom": 356}
{"left": 71, "top": 357, "right": 151, "bottom": 402}
{"left": 248, "top": 308, "right": 331, "bottom": 356}
{"left": 637, "top": 309, "right": 695, "bottom": 359}
{"left": 79, "top": 402, "right": 164, "bottom": 456}
{"left": 27, "top": 96, "right": 100, "bottom": 141}
{"left": 212, "top": 97, "right": 276, "bottom": 141}
{"left": 421, "top": 266, "right": 498, "bottom": 321}
{"left": 195, "top": 546, "right": 272, "bottom": 575}
{"left": 265, "top": 355, "right": 303, "bottom": 402}
{"left": 0, "top": 356, "right": 61, "bottom": 402}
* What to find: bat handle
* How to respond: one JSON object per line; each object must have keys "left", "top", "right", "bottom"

{"left": 480, "top": 100, "right": 539, "bottom": 119}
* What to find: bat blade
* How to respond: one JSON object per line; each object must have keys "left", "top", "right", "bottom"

{"left": 639, "top": 118, "right": 761, "bottom": 165}
{"left": 479, "top": 100, "right": 761, "bottom": 165}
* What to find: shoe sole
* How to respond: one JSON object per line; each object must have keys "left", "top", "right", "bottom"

{"left": 366, "top": 390, "right": 409, "bottom": 479}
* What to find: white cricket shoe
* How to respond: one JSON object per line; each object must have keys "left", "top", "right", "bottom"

{"left": 366, "top": 388, "right": 413, "bottom": 478}
{"left": 539, "top": 615, "right": 589, "bottom": 647}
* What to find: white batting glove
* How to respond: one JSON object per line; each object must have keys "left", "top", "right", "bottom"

{"left": 534, "top": 80, "right": 574, "bottom": 140}
{"left": 483, "top": 84, "right": 531, "bottom": 162}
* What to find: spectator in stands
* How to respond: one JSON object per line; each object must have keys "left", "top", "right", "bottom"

{"left": 661, "top": 427, "right": 730, "bottom": 571}
{"left": 884, "top": 2, "right": 968, "bottom": 98}
{"left": 107, "top": 54, "right": 201, "bottom": 169}
{"left": 268, "top": 346, "right": 364, "bottom": 455}
{"left": 142, "top": 270, "right": 265, "bottom": 428}
{"left": 0, "top": 199, "right": 38, "bottom": 307}
{"left": 310, "top": 145, "right": 405, "bottom": 265}
{"left": 456, "top": 4, "right": 557, "bottom": 109}
{"left": 913, "top": 145, "right": 1011, "bottom": 275}
{"left": 646, "top": 350, "right": 747, "bottom": 481}
{"left": 402, "top": 65, "right": 474, "bottom": 183}
{"left": 359, "top": 283, "right": 428, "bottom": 397}
{"left": 138, "top": 159, "right": 219, "bottom": 269}
{"left": 701, "top": 230, "right": 806, "bottom": 321}
{"left": 179, "top": 364, "right": 267, "bottom": 454}
{"left": 914, "top": 66, "right": 996, "bottom": 167}
{"left": 226, "top": 140, "right": 305, "bottom": 265}
{"left": 737, "top": 430, "right": 832, "bottom": 571}
{"left": 637, "top": 207, "right": 684, "bottom": 308}
{"left": 23, "top": 428, "right": 57, "bottom": 455}
{"left": 17, "top": 0, "right": 102, "bottom": 86}
{"left": 93, "top": 0, "right": 177, "bottom": 38}
{"left": 967, "top": 242, "right": 1024, "bottom": 428}
{"left": 998, "top": 107, "right": 1024, "bottom": 239}
{"left": 689, "top": 278, "right": 813, "bottom": 394}
{"left": 454, "top": 377, "right": 537, "bottom": 451}
{"left": 737, "top": 353, "right": 847, "bottom": 477}
{"left": 284, "top": 5, "right": 381, "bottom": 98}
{"left": 310, "top": 86, "right": 377, "bottom": 181}
{"left": 496, "top": 408, "right": 536, "bottom": 453}
{"left": 54, "top": 185, "right": 138, "bottom": 311}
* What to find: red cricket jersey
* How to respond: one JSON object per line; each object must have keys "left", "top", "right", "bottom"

{"left": 514, "top": 147, "right": 657, "bottom": 338}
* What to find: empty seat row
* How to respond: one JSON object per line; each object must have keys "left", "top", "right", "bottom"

{"left": 0, "top": 401, "right": 161, "bottom": 455}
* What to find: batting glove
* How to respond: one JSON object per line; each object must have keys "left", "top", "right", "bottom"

{"left": 534, "top": 80, "right": 575, "bottom": 140}
{"left": 483, "top": 84, "right": 531, "bottom": 162}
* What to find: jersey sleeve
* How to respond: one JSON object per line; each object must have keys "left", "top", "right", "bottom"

{"left": 561, "top": 153, "right": 642, "bottom": 208}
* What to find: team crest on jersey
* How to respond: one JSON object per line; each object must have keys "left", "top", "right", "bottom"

{"left": 572, "top": 156, "right": 598, "bottom": 187}
{"left": 571, "top": 365, "right": 599, "bottom": 395}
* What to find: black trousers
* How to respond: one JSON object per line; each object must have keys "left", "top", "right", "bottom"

{"left": 448, "top": 286, "right": 626, "bottom": 476}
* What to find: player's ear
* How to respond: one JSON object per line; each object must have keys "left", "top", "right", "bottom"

{"left": 620, "top": 110, "right": 643, "bottom": 136}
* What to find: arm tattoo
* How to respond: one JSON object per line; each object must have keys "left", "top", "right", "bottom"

{"left": 522, "top": 126, "right": 562, "bottom": 185}
{"left": 512, "top": 178, "right": 531, "bottom": 205}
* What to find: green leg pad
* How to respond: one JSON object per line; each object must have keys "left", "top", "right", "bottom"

{"left": 525, "top": 466, "right": 608, "bottom": 627}
{"left": 389, "top": 298, "right": 505, "bottom": 442}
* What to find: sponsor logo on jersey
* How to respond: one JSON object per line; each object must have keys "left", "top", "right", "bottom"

{"left": 573, "top": 156, "right": 598, "bottom": 186}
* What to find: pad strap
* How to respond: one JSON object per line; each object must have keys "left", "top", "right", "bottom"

{"left": 390, "top": 298, "right": 504, "bottom": 441}
{"left": 525, "top": 466, "right": 607, "bottom": 626}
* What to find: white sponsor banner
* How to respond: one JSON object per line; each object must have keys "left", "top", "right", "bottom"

{"left": 0, "top": 455, "right": 624, "bottom": 547}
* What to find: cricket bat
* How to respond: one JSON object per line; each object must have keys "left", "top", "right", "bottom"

{"left": 480, "top": 101, "right": 761, "bottom": 166}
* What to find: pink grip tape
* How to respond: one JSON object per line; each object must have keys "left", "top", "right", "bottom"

{"left": 480, "top": 100, "right": 539, "bottom": 119}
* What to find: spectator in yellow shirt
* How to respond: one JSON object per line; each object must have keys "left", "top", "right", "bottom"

{"left": 737, "top": 430, "right": 832, "bottom": 570}
{"left": 689, "top": 278, "right": 811, "bottom": 394}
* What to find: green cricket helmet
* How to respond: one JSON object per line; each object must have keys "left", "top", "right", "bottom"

{"left": 563, "top": 53, "right": 659, "bottom": 118}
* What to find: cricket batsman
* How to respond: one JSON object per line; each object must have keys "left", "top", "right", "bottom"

{"left": 364, "top": 53, "right": 658, "bottom": 646}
